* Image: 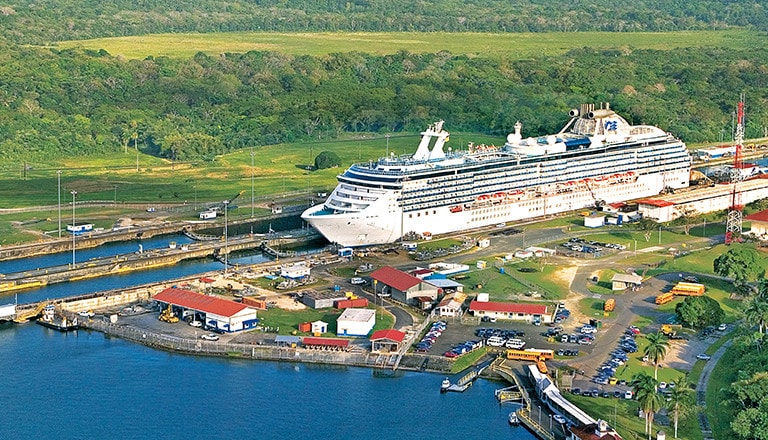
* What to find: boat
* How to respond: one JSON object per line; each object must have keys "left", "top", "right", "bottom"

{"left": 440, "top": 377, "right": 451, "bottom": 393}
{"left": 36, "top": 305, "right": 78, "bottom": 332}
{"left": 508, "top": 411, "right": 520, "bottom": 426}
{"left": 302, "top": 104, "right": 691, "bottom": 246}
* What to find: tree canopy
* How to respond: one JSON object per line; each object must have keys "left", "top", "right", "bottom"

{"left": 714, "top": 248, "right": 764, "bottom": 294}
{"left": 675, "top": 296, "right": 725, "bottom": 329}
{"left": 314, "top": 151, "right": 342, "bottom": 170}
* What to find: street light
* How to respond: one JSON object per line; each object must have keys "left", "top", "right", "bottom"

{"left": 71, "top": 190, "right": 77, "bottom": 266}
{"left": 56, "top": 170, "right": 62, "bottom": 238}
{"left": 223, "top": 200, "right": 229, "bottom": 276}
{"left": 634, "top": 239, "right": 637, "bottom": 257}
{"left": 250, "top": 148, "right": 255, "bottom": 218}
{"left": 537, "top": 405, "right": 541, "bottom": 425}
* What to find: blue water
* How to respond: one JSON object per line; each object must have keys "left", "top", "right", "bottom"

{"left": 0, "top": 323, "right": 535, "bottom": 440}
{"left": 0, "top": 234, "right": 273, "bottom": 304}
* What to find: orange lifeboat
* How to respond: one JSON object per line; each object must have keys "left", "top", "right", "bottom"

{"left": 477, "top": 194, "right": 491, "bottom": 201}
{"left": 450, "top": 206, "right": 463, "bottom": 213}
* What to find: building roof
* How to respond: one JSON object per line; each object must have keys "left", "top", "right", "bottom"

{"left": 370, "top": 266, "right": 422, "bottom": 291}
{"left": 611, "top": 273, "right": 643, "bottom": 284}
{"left": 302, "top": 337, "right": 349, "bottom": 347}
{"left": 438, "top": 292, "right": 467, "bottom": 308}
{"left": 746, "top": 209, "right": 768, "bottom": 223}
{"left": 469, "top": 300, "right": 548, "bottom": 315}
{"left": 568, "top": 422, "right": 623, "bottom": 440}
{"left": 636, "top": 198, "right": 675, "bottom": 207}
{"left": 154, "top": 287, "right": 250, "bottom": 317}
{"left": 274, "top": 335, "right": 301, "bottom": 344}
{"left": 410, "top": 268, "right": 433, "bottom": 277}
{"left": 337, "top": 308, "right": 376, "bottom": 322}
{"left": 424, "top": 278, "right": 464, "bottom": 289}
{"left": 370, "top": 329, "right": 406, "bottom": 343}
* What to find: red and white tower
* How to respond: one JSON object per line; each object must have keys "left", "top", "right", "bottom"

{"left": 725, "top": 96, "right": 745, "bottom": 244}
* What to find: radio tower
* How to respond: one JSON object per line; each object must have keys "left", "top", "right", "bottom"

{"left": 724, "top": 96, "right": 745, "bottom": 245}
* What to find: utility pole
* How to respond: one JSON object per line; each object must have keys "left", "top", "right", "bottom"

{"left": 71, "top": 190, "right": 77, "bottom": 266}
{"left": 57, "top": 170, "right": 62, "bottom": 238}
{"left": 250, "top": 148, "right": 255, "bottom": 218}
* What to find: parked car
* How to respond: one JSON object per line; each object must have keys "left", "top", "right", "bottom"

{"left": 200, "top": 333, "right": 219, "bottom": 341}
{"left": 696, "top": 353, "right": 712, "bottom": 361}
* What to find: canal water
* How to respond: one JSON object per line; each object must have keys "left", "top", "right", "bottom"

{"left": 0, "top": 223, "right": 533, "bottom": 440}
{"left": 0, "top": 323, "right": 536, "bottom": 440}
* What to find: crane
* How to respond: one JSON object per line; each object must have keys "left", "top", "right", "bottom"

{"left": 725, "top": 96, "right": 745, "bottom": 245}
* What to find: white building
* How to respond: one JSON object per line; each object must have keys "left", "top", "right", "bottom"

{"left": 469, "top": 300, "right": 552, "bottom": 324}
{"left": 336, "top": 308, "right": 376, "bottom": 337}
{"left": 280, "top": 262, "right": 311, "bottom": 279}
{"left": 435, "top": 292, "right": 467, "bottom": 317}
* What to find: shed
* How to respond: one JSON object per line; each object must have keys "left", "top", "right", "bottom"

{"left": 370, "top": 329, "right": 406, "bottom": 353}
{"left": 476, "top": 237, "right": 490, "bottom": 248}
{"left": 274, "top": 335, "right": 301, "bottom": 348}
{"left": 67, "top": 223, "right": 93, "bottom": 235}
{"left": 311, "top": 320, "right": 328, "bottom": 335}
{"left": 611, "top": 273, "right": 643, "bottom": 291}
{"left": 301, "top": 290, "right": 347, "bottom": 309}
{"left": 336, "top": 308, "right": 376, "bottom": 337}
{"left": 370, "top": 266, "right": 440, "bottom": 306}
{"left": 153, "top": 287, "right": 258, "bottom": 333}
{"left": 435, "top": 292, "right": 467, "bottom": 317}
{"left": 302, "top": 337, "right": 350, "bottom": 351}
{"left": 584, "top": 214, "right": 605, "bottom": 228}
{"left": 280, "top": 262, "right": 311, "bottom": 279}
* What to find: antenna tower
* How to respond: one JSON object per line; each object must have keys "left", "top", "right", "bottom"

{"left": 724, "top": 95, "right": 745, "bottom": 244}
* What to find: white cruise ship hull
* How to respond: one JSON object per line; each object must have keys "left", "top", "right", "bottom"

{"left": 302, "top": 106, "right": 692, "bottom": 247}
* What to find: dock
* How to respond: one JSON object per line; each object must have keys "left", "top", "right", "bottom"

{"left": 442, "top": 362, "right": 489, "bottom": 393}
{"left": 491, "top": 358, "right": 559, "bottom": 440}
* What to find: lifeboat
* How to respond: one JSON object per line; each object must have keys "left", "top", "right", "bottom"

{"left": 476, "top": 194, "right": 491, "bottom": 202}
{"left": 449, "top": 206, "right": 463, "bottom": 213}
{"left": 507, "top": 190, "right": 524, "bottom": 197}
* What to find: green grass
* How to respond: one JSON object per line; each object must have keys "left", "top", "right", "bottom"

{"left": 705, "top": 342, "right": 740, "bottom": 439}
{"left": 50, "top": 30, "right": 766, "bottom": 60}
{"left": 256, "top": 305, "right": 394, "bottom": 336}
{"left": 450, "top": 347, "right": 489, "bottom": 373}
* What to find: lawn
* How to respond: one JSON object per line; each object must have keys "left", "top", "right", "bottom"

{"left": 705, "top": 342, "right": 741, "bottom": 439}
{"left": 451, "top": 265, "right": 532, "bottom": 301}
{"left": 257, "top": 305, "right": 394, "bottom": 336}
{"left": 50, "top": 30, "right": 764, "bottom": 60}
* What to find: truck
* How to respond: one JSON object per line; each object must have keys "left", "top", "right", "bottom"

{"left": 199, "top": 210, "right": 217, "bottom": 219}
{"left": 604, "top": 298, "right": 615, "bottom": 312}
{"left": 661, "top": 324, "right": 684, "bottom": 338}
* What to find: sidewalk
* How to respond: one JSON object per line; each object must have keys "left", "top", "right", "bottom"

{"left": 695, "top": 339, "right": 733, "bottom": 440}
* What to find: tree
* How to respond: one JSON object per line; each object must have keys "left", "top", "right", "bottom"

{"left": 676, "top": 296, "right": 725, "bottom": 329}
{"left": 314, "top": 151, "right": 341, "bottom": 169}
{"left": 635, "top": 217, "right": 659, "bottom": 242}
{"left": 632, "top": 373, "right": 663, "bottom": 438}
{"left": 714, "top": 248, "right": 763, "bottom": 295}
{"left": 671, "top": 205, "right": 698, "bottom": 235}
{"left": 643, "top": 332, "right": 670, "bottom": 380}
{"left": 743, "top": 296, "right": 768, "bottom": 335}
{"left": 667, "top": 375, "right": 695, "bottom": 439}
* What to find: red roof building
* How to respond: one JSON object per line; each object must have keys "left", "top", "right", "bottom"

{"left": 302, "top": 337, "right": 350, "bottom": 350}
{"left": 370, "top": 266, "right": 441, "bottom": 306}
{"left": 746, "top": 209, "right": 768, "bottom": 238}
{"left": 568, "top": 420, "right": 623, "bottom": 440}
{"left": 469, "top": 300, "right": 551, "bottom": 324}
{"left": 153, "top": 287, "right": 258, "bottom": 333}
{"left": 370, "top": 329, "right": 406, "bottom": 353}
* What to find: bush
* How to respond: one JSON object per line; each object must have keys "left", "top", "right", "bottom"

{"left": 675, "top": 296, "right": 725, "bottom": 329}
{"left": 314, "top": 151, "right": 341, "bottom": 170}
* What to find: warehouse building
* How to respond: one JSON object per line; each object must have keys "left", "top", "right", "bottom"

{"left": 370, "top": 329, "right": 406, "bottom": 353}
{"left": 370, "top": 266, "right": 441, "bottom": 306}
{"left": 469, "top": 299, "right": 552, "bottom": 324}
{"left": 153, "top": 287, "right": 259, "bottom": 333}
{"left": 336, "top": 308, "right": 376, "bottom": 337}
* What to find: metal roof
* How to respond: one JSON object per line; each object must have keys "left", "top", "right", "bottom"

{"left": 302, "top": 337, "right": 349, "bottom": 347}
{"left": 469, "top": 300, "right": 548, "bottom": 315}
{"left": 154, "top": 287, "right": 250, "bottom": 317}
{"left": 370, "top": 266, "right": 422, "bottom": 291}
{"left": 370, "top": 329, "right": 405, "bottom": 343}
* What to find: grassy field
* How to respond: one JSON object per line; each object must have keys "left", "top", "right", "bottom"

{"left": 257, "top": 305, "right": 394, "bottom": 336}
{"left": 50, "top": 30, "right": 766, "bottom": 60}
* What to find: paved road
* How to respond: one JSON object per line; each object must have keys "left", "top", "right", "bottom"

{"left": 696, "top": 339, "right": 733, "bottom": 440}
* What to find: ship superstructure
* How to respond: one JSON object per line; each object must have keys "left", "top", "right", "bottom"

{"left": 302, "top": 103, "right": 691, "bottom": 246}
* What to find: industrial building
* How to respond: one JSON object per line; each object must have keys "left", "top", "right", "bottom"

{"left": 610, "top": 273, "right": 643, "bottom": 291}
{"left": 370, "top": 266, "right": 441, "bottom": 306}
{"left": 301, "top": 290, "right": 348, "bottom": 309}
{"left": 153, "top": 287, "right": 259, "bottom": 333}
{"left": 637, "top": 178, "right": 768, "bottom": 222}
{"left": 435, "top": 291, "right": 467, "bottom": 317}
{"left": 746, "top": 209, "right": 768, "bottom": 239}
{"left": 336, "top": 308, "right": 376, "bottom": 337}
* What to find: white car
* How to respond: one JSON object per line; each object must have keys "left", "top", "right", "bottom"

{"left": 553, "top": 414, "right": 567, "bottom": 424}
{"left": 696, "top": 353, "right": 711, "bottom": 361}
{"left": 717, "top": 323, "right": 727, "bottom": 331}
{"left": 658, "top": 382, "right": 667, "bottom": 390}
{"left": 189, "top": 320, "right": 203, "bottom": 328}
{"left": 580, "top": 325, "right": 597, "bottom": 334}
{"left": 201, "top": 333, "right": 220, "bottom": 341}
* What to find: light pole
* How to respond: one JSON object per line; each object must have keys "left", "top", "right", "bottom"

{"left": 223, "top": 200, "right": 229, "bottom": 276}
{"left": 56, "top": 170, "right": 62, "bottom": 238}
{"left": 71, "top": 190, "right": 77, "bottom": 266}
{"left": 250, "top": 148, "right": 255, "bottom": 218}
{"left": 537, "top": 405, "right": 541, "bottom": 426}
{"left": 386, "top": 134, "right": 390, "bottom": 158}
{"left": 193, "top": 185, "right": 197, "bottom": 210}
{"left": 634, "top": 239, "right": 637, "bottom": 257}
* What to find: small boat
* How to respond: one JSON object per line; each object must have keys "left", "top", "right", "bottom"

{"left": 508, "top": 411, "right": 520, "bottom": 426}
{"left": 440, "top": 377, "right": 451, "bottom": 393}
{"left": 449, "top": 205, "right": 463, "bottom": 213}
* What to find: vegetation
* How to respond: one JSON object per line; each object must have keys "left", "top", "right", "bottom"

{"left": 314, "top": 151, "right": 342, "bottom": 170}
{"left": 631, "top": 372, "right": 664, "bottom": 439}
{"left": 667, "top": 375, "right": 696, "bottom": 439}
{"left": 714, "top": 247, "right": 764, "bottom": 295}
{"left": 675, "top": 296, "right": 725, "bottom": 329}
{"left": 643, "top": 332, "right": 669, "bottom": 380}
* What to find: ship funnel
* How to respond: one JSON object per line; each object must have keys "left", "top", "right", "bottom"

{"left": 587, "top": 109, "right": 614, "bottom": 119}
{"left": 569, "top": 109, "right": 580, "bottom": 117}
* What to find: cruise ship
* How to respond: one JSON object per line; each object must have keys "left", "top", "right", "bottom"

{"left": 302, "top": 103, "right": 692, "bottom": 246}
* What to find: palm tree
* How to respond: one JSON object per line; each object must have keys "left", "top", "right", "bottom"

{"left": 631, "top": 373, "right": 661, "bottom": 437}
{"left": 644, "top": 331, "right": 670, "bottom": 380}
{"left": 667, "top": 375, "right": 695, "bottom": 439}
{"left": 742, "top": 296, "right": 768, "bottom": 335}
